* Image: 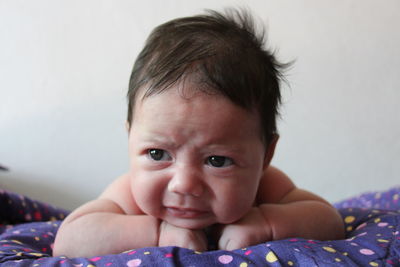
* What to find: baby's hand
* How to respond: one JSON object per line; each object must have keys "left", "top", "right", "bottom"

{"left": 218, "top": 207, "right": 272, "bottom": 250}
{"left": 158, "top": 221, "right": 208, "bottom": 251}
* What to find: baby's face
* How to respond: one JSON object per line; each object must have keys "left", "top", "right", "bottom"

{"left": 128, "top": 85, "right": 268, "bottom": 229}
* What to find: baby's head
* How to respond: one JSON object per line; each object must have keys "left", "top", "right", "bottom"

{"left": 127, "top": 8, "right": 287, "bottom": 146}
{"left": 126, "top": 9, "right": 288, "bottom": 229}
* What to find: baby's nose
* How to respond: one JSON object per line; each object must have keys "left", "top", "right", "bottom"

{"left": 167, "top": 167, "right": 204, "bottom": 197}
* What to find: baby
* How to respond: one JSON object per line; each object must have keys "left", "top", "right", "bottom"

{"left": 53, "top": 9, "right": 344, "bottom": 258}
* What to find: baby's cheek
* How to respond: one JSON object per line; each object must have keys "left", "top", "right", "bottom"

{"left": 216, "top": 200, "right": 253, "bottom": 224}
{"left": 132, "top": 179, "right": 160, "bottom": 210}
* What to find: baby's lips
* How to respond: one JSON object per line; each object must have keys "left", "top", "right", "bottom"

{"left": 166, "top": 206, "right": 208, "bottom": 218}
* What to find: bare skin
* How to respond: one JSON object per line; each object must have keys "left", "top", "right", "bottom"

{"left": 53, "top": 88, "right": 344, "bottom": 258}
{"left": 53, "top": 167, "right": 344, "bottom": 257}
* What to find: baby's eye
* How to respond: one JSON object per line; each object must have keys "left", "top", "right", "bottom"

{"left": 148, "top": 149, "right": 172, "bottom": 161}
{"left": 206, "top": 156, "right": 233, "bottom": 168}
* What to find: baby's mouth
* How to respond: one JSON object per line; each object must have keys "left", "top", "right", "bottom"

{"left": 165, "top": 206, "right": 208, "bottom": 219}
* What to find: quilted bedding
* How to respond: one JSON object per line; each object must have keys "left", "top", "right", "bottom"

{"left": 0, "top": 187, "right": 399, "bottom": 266}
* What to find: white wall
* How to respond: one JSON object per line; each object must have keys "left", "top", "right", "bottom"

{"left": 1, "top": 0, "right": 399, "bottom": 210}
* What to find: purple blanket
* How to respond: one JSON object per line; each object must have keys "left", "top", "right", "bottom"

{"left": 0, "top": 187, "right": 399, "bottom": 266}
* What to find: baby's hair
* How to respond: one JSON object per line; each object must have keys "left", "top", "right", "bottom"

{"left": 127, "top": 8, "right": 289, "bottom": 145}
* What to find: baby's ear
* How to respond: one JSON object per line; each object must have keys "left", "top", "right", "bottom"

{"left": 263, "top": 134, "right": 279, "bottom": 169}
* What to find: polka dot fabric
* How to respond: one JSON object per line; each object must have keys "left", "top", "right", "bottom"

{"left": 0, "top": 187, "right": 399, "bottom": 266}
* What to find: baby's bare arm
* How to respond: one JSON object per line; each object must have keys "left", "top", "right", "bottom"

{"left": 259, "top": 190, "right": 344, "bottom": 241}
{"left": 258, "top": 167, "right": 344, "bottom": 241}
{"left": 53, "top": 175, "right": 160, "bottom": 258}
{"left": 219, "top": 167, "right": 344, "bottom": 250}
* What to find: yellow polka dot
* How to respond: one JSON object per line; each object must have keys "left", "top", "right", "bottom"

{"left": 30, "top": 229, "right": 36, "bottom": 232}
{"left": 239, "top": 262, "right": 248, "bottom": 267}
{"left": 33, "top": 264, "right": 39, "bottom": 267}
{"left": 376, "top": 234, "right": 382, "bottom": 237}
{"left": 335, "top": 258, "right": 341, "bottom": 262}
{"left": 87, "top": 265, "right": 96, "bottom": 267}
{"left": 16, "top": 252, "right": 22, "bottom": 257}
{"left": 11, "top": 240, "right": 23, "bottom": 245}
{"left": 34, "top": 237, "right": 40, "bottom": 241}
{"left": 266, "top": 251, "right": 278, "bottom": 263}
{"left": 288, "top": 261, "right": 294, "bottom": 266}
{"left": 344, "top": 216, "right": 355, "bottom": 224}
{"left": 194, "top": 251, "right": 202, "bottom": 254}
{"left": 29, "top": 253, "right": 43, "bottom": 257}
{"left": 377, "top": 239, "right": 389, "bottom": 243}
{"left": 374, "top": 193, "right": 381, "bottom": 199}
{"left": 393, "top": 194, "right": 399, "bottom": 201}
{"left": 144, "top": 251, "right": 150, "bottom": 255}
{"left": 374, "top": 218, "right": 381, "bottom": 223}
{"left": 343, "top": 252, "right": 348, "bottom": 256}
{"left": 323, "top": 246, "right": 336, "bottom": 253}
{"left": 50, "top": 216, "right": 57, "bottom": 221}
{"left": 346, "top": 226, "right": 353, "bottom": 232}
{"left": 369, "top": 262, "right": 379, "bottom": 266}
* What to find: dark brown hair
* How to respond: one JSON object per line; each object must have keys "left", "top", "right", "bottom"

{"left": 127, "top": 8, "right": 289, "bottom": 145}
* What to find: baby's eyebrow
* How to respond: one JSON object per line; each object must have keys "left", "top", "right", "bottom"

{"left": 140, "top": 133, "right": 179, "bottom": 148}
{"left": 200, "top": 143, "right": 246, "bottom": 155}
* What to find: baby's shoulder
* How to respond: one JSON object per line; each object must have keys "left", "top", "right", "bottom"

{"left": 99, "top": 173, "right": 141, "bottom": 215}
{"left": 256, "top": 166, "right": 296, "bottom": 204}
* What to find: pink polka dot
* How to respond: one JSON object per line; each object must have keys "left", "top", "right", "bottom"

{"left": 106, "top": 263, "right": 112, "bottom": 266}
{"left": 359, "top": 248, "right": 375, "bottom": 255}
{"left": 91, "top": 257, "right": 101, "bottom": 262}
{"left": 378, "top": 222, "right": 388, "bottom": 227}
{"left": 218, "top": 255, "right": 233, "bottom": 264}
{"left": 127, "top": 259, "right": 142, "bottom": 267}
{"left": 34, "top": 211, "right": 42, "bottom": 220}
{"left": 244, "top": 250, "right": 252, "bottom": 255}
{"left": 355, "top": 223, "right": 366, "bottom": 230}
{"left": 289, "top": 238, "right": 298, "bottom": 242}
{"left": 128, "top": 250, "right": 137, "bottom": 255}
{"left": 165, "top": 253, "right": 173, "bottom": 258}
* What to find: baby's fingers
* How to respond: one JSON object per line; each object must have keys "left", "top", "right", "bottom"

{"left": 218, "top": 228, "right": 249, "bottom": 250}
{"left": 219, "top": 238, "right": 244, "bottom": 251}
